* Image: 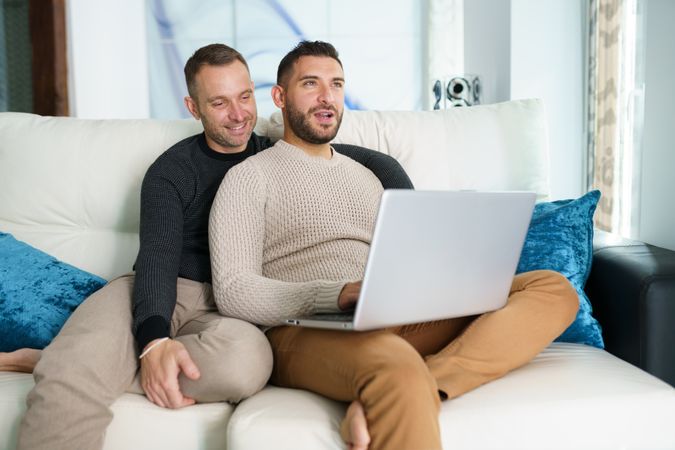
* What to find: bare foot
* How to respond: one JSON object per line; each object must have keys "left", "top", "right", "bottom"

{"left": 0, "top": 348, "right": 42, "bottom": 373}
{"left": 340, "top": 400, "right": 370, "bottom": 450}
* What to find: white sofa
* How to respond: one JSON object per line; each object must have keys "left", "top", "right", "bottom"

{"left": 1, "top": 99, "right": 674, "bottom": 450}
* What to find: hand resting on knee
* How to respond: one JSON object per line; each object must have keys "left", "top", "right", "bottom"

{"left": 140, "top": 338, "right": 201, "bottom": 409}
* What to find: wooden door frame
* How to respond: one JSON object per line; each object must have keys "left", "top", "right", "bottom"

{"left": 29, "top": 0, "right": 68, "bottom": 116}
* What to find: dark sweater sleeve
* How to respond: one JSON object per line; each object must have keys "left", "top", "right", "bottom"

{"left": 332, "top": 144, "right": 414, "bottom": 190}
{"left": 132, "top": 159, "right": 190, "bottom": 352}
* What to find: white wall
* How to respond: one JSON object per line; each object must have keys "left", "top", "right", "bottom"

{"left": 465, "top": 0, "right": 585, "bottom": 201}
{"left": 67, "top": 0, "right": 149, "bottom": 118}
{"left": 638, "top": 0, "right": 675, "bottom": 250}
{"left": 510, "top": 0, "right": 585, "bottom": 200}
{"left": 464, "top": 0, "right": 511, "bottom": 104}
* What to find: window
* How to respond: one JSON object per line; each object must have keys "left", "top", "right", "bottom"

{"left": 146, "top": 0, "right": 424, "bottom": 118}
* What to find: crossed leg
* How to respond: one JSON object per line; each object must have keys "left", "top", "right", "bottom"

{"left": 267, "top": 270, "right": 578, "bottom": 450}
{"left": 267, "top": 326, "right": 444, "bottom": 450}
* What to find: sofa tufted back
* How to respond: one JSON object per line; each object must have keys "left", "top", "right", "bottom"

{"left": 0, "top": 99, "right": 549, "bottom": 280}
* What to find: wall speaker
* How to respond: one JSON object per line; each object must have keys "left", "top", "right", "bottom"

{"left": 446, "top": 75, "right": 481, "bottom": 107}
{"left": 431, "top": 74, "right": 481, "bottom": 109}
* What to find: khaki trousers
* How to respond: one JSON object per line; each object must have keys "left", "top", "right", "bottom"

{"left": 18, "top": 274, "right": 273, "bottom": 450}
{"left": 267, "top": 270, "right": 579, "bottom": 450}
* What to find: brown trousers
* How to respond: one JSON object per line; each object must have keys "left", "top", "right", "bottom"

{"left": 267, "top": 270, "right": 579, "bottom": 450}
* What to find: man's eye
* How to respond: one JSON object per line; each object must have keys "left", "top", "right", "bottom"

{"left": 303, "top": 81, "right": 316, "bottom": 86}
{"left": 212, "top": 102, "right": 223, "bottom": 107}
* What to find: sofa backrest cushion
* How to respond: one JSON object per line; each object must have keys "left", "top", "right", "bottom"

{"left": 0, "top": 114, "right": 202, "bottom": 279}
{"left": 268, "top": 98, "right": 551, "bottom": 196}
{"left": 0, "top": 99, "right": 549, "bottom": 280}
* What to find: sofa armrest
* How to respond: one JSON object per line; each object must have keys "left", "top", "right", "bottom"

{"left": 585, "top": 229, "right": 675, "bottom": 386}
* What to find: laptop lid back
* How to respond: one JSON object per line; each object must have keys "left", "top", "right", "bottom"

{"left": 352, "top": 190, "right": 535, "bottom": 331}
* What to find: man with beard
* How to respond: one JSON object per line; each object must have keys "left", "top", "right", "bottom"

{"left": 16, "top": 43, "right": 412, "bottom": 450}
{"left": 208, "top": 41, "right": 578, "bottom": 450}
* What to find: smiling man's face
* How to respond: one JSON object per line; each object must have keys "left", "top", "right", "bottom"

{"left": 185, "top": 61, "right": 257, "bottom": 153}
{"left": 280, "top": 55, "right": 345, "bottom": 145}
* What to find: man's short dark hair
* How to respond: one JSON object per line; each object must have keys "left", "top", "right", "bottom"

{"left": 276, "top": 40, "right": 343, "bottom": 87}
{"left": 184, "top": 44, "right": 249, "bottom": 99}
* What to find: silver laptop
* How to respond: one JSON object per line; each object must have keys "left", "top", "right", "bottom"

{"left": 285, "top": 190, "right": 536, "bottom": 331}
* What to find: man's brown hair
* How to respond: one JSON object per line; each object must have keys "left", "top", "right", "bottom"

{"left": 276, "top": 40, "right": 342, "bottom": 88}
{"left": 184, "top": 44, "right": 249, "bottom": 99}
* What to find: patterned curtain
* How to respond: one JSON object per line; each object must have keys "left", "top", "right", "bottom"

{"left": 587, "top": 0, "right": 643, "bottom": 234}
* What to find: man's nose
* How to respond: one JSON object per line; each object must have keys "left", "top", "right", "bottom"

{"left": 228, "top": 102, "right": 246, "bottom": 121}
{"left": 317, "top": 85, "right": 335, "bottom": 104}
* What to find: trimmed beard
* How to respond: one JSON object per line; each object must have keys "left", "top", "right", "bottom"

{"left": 286, "top": 104, "right": 343, "bottom": 145}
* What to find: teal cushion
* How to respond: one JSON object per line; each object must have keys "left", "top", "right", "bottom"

{"left": 0, "top": 231, "right": 107, "bottom": 351}
{"left": 516, "top": 190, "right": 604, "bottom": 348}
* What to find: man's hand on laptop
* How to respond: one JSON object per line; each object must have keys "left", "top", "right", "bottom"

{"left": 338, "top": 281, "right": 362, "bottom": 311}
{"left": 140, "top": 338, "right": 201, "bottom": 409}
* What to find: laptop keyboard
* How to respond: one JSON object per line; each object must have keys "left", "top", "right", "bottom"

{"left": 307, "top": 313, "right": 354, "bottom": 322}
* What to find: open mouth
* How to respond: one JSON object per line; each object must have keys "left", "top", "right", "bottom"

{"left": 313, "top": 110, "right": 335, "bottom": 123}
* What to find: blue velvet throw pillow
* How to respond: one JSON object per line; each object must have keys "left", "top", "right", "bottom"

{"left": 516, "top": 190, "right": 604, "bottom": 348}
{"left": 0, "top": 231, "right": 107, "bottom": 352}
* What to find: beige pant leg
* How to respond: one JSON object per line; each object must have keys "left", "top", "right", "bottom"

{"left": 18, "top": 276, "right": 217, "bottom": 450}
{"left": 267, "top": 326, "right": 443, "bottom": 450}
{"left": 172, "top": 283, "right": 272, "bottom": 403}
{"left": 18, "top": 275, "right": 138, "bottom": 450}
{"left": 425, "top": 270, "right": 579, "bottom": 399}
{"left": 126, "top": 280, "right": 273, "bottom": 403}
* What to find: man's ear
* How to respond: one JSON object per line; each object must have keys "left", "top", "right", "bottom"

{"left": 184, "top": 96, "right": 201, "bottom": 120}
{"left": 271, "top": 85, "right": 285, "bottom": 109}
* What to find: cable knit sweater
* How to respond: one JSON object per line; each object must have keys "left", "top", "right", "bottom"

{"left": 209, "top": 140, "right": 385, "bottom": 326}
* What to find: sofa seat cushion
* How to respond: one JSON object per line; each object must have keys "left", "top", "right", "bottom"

{"left": 0, "top": 372, "right": 234, "bottom": 450}
{"left": 227, "top": 343, "right": 675, "bottom": 450}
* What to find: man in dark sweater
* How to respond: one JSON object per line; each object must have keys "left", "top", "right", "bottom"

{"left": 17, "top": 44, "right": 412, "bottom": 450}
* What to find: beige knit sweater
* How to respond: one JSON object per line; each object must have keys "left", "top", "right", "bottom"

{"left": 209, "top": 140, "right": 384, "bottom": 326}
